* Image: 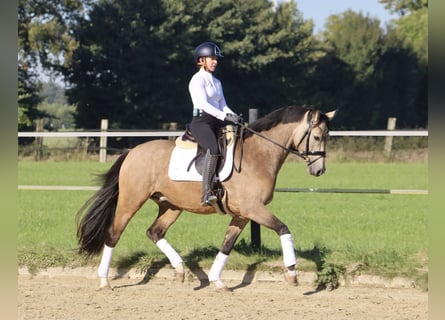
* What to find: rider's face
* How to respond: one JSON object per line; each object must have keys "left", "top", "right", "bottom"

{"left": 204, "top": 56, "right": 218, "bottom": 72}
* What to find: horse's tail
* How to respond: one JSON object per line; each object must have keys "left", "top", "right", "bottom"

{"left": 76, "top": 150, "right": 130, "bottom": 257}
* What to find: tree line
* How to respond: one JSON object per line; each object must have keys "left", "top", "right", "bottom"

{"left": 18, "top": 0, "right": 427, "bottom": 147}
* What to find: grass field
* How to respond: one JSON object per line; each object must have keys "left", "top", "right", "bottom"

{"left": 18, "top": 160, "right": 428, "bottom": 288}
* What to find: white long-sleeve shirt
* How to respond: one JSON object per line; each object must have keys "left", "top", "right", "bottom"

{"left": 188, "top": 67, "right": 234, "bottom": 120}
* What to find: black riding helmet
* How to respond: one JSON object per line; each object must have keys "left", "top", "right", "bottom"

{"left": 194, "top": 42, "right": 224, "bottom": 62}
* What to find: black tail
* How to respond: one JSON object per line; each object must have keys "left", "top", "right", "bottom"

{"left": 76, "top": 150, "right": 130, "bottom": 257}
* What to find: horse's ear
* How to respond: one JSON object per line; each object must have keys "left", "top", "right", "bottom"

{"left": 309, "top": 107, "right": 320, "bottom": 124}
{"left": 325, "top": 110, "right": 337, "bottom": 121}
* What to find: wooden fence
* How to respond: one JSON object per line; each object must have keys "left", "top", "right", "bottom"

{"left": 18, "top": 127, "right": 428, "bottom": 162}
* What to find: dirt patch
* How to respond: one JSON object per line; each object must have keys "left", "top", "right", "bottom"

{"left": 18, "top": 272, "right": 427, "bottom": 320}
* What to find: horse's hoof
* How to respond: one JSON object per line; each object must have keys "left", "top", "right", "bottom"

{"left": 96, "top": 284, "right": 113, "bottom": 291}
{"left": 176, "top": 272, "right": 185, "bottom": 282}
{"left": 175, "top": 263, "right": 185, "bottom": 282}
{"left": 216, "top": 286, "right": 232, "bottom": 293}
{"left": 212, "top": 280, "right": 232, "bottom": 292}
{"left": 97, "top": 278, "right": 113, "bottom": 291}
{"left": 284, "top": 272, "right": 298, "bottom": 286}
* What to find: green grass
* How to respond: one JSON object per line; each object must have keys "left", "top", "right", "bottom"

{"left": 18, "top": 161, "right": 110, "bottom": 185}
{"left": 18, "top": 160, "right": 428, "bottom": 288}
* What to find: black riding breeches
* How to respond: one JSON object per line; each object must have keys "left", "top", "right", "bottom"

{"left": 190, "top": 113, "right": 224, "bottom": 155}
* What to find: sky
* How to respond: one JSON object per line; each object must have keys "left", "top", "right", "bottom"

{"left": 295, "top": 0, "right": 399, "bottom": 33}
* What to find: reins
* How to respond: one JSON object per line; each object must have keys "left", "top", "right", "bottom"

{"left": 232, "top": 115, "right": 326, "bottom": 172}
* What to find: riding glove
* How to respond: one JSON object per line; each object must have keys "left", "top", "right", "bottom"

{"left": 224, "top": 113, "right": 243, "bottom": 124}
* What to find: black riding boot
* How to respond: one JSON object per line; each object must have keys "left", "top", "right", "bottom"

{"left": 201, "top": 150, "right": 219, "bottom": 206}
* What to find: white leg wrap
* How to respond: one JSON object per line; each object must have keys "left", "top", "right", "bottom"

{"left": 280, "top": 234, "right": 297, "bottom": 267}
{"left": 156, "top": 239, "right": 183, "bottom": 268}
{"left": 98, "top": 245, "right": 114, "bottom": 278}
{"left": 208, "top": 252, "right": 229, "bottom": 282}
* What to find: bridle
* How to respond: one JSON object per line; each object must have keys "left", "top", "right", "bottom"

{"left": 291, "top": 119, "right": 326, "bottom": 164}
{"left": 234, "top": 111, "right": 327, "bottom": 172}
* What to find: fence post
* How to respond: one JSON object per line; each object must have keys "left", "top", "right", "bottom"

{"left": 384, "top": 117, "right": 397, "bottom": 157}
{"left": 248, "top": 109, "right": 261, "bottom": 251}
{"left": 100, "top": 119, "right": 108, "bottom": 163}
{"left": 34, "top": 119, "right": 44, "bottom": 161}
{"left": 168, "top": 122, "right": 178, "bottom": 141}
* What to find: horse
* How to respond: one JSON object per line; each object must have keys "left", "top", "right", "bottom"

{"left": 76, "top": 106, "right": 336, "bottom": 291}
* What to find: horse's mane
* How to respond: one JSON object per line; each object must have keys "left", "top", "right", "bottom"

{"left": 242, "top": 105, "right": 312, "bottom": 139}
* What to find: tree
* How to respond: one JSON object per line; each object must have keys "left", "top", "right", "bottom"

{"left": 18, "top": 0, "right": 91, "bottom": 132}
{"left": 18, "top": 66, "right": 44, "bottom": 133}
{"left": 212, "top": 0, "right": 316, "bottom": 111}
{"left": 378, "top": 0, "right": 427, "bottom": 128}
{"left": 66, "top": 0, "right": 186, "bottom": 133}
{"left": 322, "top": 10, "right": 384, "bottom": 82}
{"left": 18, "top": 0, "right": 91, "bottom": 74}
{"left": 66, "top": 0, "right": 315, "bottom": 138}
{"left": 379, "top": 0, "right": 427, "bottom": 15}
{"left": 38, "top": 81, "right": 76, "bottom": 130}
{"left": 379, "top": 0, "right": 428, "bottom": 64}
{"left": 18, "top": 0, "right": 427, "bottom": 138}
{"left": 317, "top": 11, "right": 385, "bottom": 129}
{"left": 375, "top": 28, "right": 427, "bottom": 128}
{"left": 315, "top": 9, "right": 426, "bottom": 129}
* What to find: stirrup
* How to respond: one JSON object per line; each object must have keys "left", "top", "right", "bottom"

{"left": 201, "top": 191, "right": 217, "bottom": 206}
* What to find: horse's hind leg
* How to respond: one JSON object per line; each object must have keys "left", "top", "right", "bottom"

{"left": 146, "top": 203, "right": 184, "bottom": 281}
{"left": 98, "top": 198, "right": 147, "bottom": 289}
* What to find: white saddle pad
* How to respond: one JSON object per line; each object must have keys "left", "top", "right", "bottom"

{"left": 168, "top": 142, "right": 235, "bottom": 182}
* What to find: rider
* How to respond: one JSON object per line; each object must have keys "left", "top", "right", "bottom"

{"left": 188, "top": 42, "right": 242, "bottom": 206}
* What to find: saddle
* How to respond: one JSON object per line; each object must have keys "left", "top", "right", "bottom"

{"left": 168, "top": 125, "right": 237, "bottom": 182}
{"left": 182, "top": 124, "right": 234, "bottom": 175}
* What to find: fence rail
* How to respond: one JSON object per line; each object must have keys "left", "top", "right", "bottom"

{"left": 17, "top": 185, "right": 428, "bottom": 194}
{"left": 17, "top": 129, "right": 428, "bottom": 138}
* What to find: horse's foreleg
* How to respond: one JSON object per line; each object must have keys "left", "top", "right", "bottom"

{"left": 146, "top": 205, "right": 184, "bottom": 281}
{"left": 280, "top": 233, "right": 298, "bottom": 285}
{"left": 242, "top": 205, "right": 297, "bottom": 285}
{"left": 209, "top": 216, "right": 248, "bottom": 291}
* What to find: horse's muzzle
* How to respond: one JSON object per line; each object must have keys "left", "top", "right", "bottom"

{"left": 314, "top": 168, "right": 326, "bottom": 176}
{"left": 307, "top": 160, "right": 326, "bottom": 176}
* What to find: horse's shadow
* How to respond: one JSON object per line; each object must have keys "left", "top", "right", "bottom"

{"left": 111, "top": 242, "right": 328, "bottom": 293}
{"left": 110, "top": 251, "right": 170, "bottom": 288}
{"left": 298, "top": 245, "right": 330, "bottom": 295}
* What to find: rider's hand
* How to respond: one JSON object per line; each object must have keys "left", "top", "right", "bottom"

{"left": 224, "top": 113, "right": 243, "bottom": 124}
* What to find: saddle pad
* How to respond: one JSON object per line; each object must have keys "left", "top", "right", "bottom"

{"left": 174, "top": 136, "right": 196, "bottom": 149}
{"left": 168, "top": 142, "right": 235, "bottom": 182}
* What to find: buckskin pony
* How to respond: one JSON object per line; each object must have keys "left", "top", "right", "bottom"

{"left": 76, "top": 106, "right": 336, "bottom": 291}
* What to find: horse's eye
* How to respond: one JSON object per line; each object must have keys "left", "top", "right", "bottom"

{"left": 314, "top": 135, "right": 321, "bottom": 141}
